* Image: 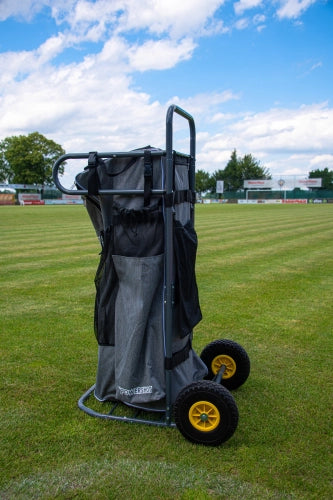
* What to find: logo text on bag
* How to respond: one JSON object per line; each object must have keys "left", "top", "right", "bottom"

{"left": 118, "top": 385, "right": 153, "bottom": 396}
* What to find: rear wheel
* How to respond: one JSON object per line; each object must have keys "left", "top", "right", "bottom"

{"left": 174, "top": 381, "right": 238, "bottom": 446}
{"left": 200, "top": 339, "right": 250, "bottom": 390}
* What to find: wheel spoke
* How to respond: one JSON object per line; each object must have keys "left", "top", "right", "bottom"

{"left": 212, "top": 355, "right": 237, "bottom": 379}
{"left": 189, "top": 400, "right": 221, "bottom": 432}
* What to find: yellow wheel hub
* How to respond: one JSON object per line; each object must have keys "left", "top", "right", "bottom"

{"left": 188, "top": 401, "right": 220, "bottom": 432}
{"left": 211, "top": 355, "right": 236, "bottom": 379}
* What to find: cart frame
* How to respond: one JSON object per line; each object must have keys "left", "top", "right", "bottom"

{"left": 52, "top": 104, "right": 196, "bottom": 428}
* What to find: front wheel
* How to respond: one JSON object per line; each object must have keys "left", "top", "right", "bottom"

{"left": 174, "top": 381, "right": 239, "bottom": 446}
{"left": 200, "top": 339, "right": 250, "bottom": 390}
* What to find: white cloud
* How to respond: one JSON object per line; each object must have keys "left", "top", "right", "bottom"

{"left": 117, "top": 0, "right": 226, "bottom": 39}
{"left": 1, "top": 32, "right": 331, "bottom": 181}
{"left": 0, "top": 0, "right": 227, "bottom": 44}
{"left": 253, "top": 13, "right": 266, "bottom": 23}
{"left": 127, "top": 38, "right": 196, "bottom": 71}
{"left": 235, "top": 17, "right": 250, "bottom": 29}
{"left": 196, "top": 103, "right": 333, "bottom": 175}
{"left": 0, "top": 0, "right": 50, "bottom": 21}
{"left": 0, "top": 51, "right": 36, "bottom": 86}
{"left": 26, "top": 19, "right": 162, "bottom": 186}
{"left": 256, "top": 23, "right": 266, "bottom": 32}
{"left": 234, "top": 0, "right": 263, "bottom": 16}
{"left": 231, "top": 103, "right": 333, "bottom": 152}
{"left": 1, "top": 0, "right": 320, "bottom": 34}
{"left": 310, "top": 61, "right": 322, "bottom": 72}
{"left": 0, "top": 0, "right": 226, "bottom": 167}
{"left": 276, "top": 0, "right": 317, "bottom": 19}
{"left": 37, "top": 33, "right": 68, "bottom": 63}
{"left": 233, "top": 0, "right": 319, "bottom": 24}
{"left": 309, "top": 154, "right": 333, "bottom": 169}
{"left": 169, "top": 91, "right": 240, "bottom": 114}
{"left": 48, "top": 0, "right": 228, "bottom": 43}
{"left": 0, "top": 0, "right": 234, "bottom": 157}
{"left": 296, "top": 58, "right": 324, "bottom": 78}
{"left": 0, "top": 0, "right": 330, "bottom": 186}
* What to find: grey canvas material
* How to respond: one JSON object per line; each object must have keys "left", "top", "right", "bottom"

{"left": 95, "top": 340, "right": 208, "bottom": 405}
{"left": 76, "top": 147, "right": 207, "bottom": 406}
{"left": 174, "top": 158, "right": 191, "bottom": 225}
{"left": 112, "top": 254, "right": 165, "bottom": 403}
{"left": 94, "top": 254, "right": 165, "bottom": 404}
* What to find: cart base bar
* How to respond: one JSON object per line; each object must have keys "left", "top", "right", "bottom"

{"left": 78, "top": 384, "right": 176, "bottom": 428}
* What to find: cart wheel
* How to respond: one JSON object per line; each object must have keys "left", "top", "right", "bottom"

{"left": 200, "top": 339, "right": 250, "bottom": 390}
{"left": 173, "top": 381, "right": 238, "bottom": 446}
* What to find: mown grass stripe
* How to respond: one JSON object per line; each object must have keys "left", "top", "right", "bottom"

{"left": 1, "top": 204, "right": 332, "bottom": 500}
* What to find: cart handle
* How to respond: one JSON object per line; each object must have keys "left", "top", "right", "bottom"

{"left": 52, "top": 105, "right": 196, "bottom": 196}
{"left": 52, "top": 151, "right": 166, "bottom": 196}
{"left": 166, "top": 104, "right": 196, "bottom": 193}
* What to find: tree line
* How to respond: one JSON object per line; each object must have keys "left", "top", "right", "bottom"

{"left": 0, "top": 132, "right": 332, "bottom": 191}
{"left": 196, "top": 149, "right": 271, "bottom": 195}
{"left": 196, "top": 149, "right": 333, "bottom": 195}
{"left": 0, "top": 132, "right": 65, "bottom": 185}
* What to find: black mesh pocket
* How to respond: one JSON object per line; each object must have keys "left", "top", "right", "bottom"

{"left": 112, "top": 202, "right": 164, "bottom": 257}
{"left": 94, "top": 227, "right": 118, "bottom": 345}
{"left": 173, "top": 220, "right": 202, "bottom": 338}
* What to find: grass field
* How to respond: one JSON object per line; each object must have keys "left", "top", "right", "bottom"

{"left": 1, "top": 203, "right": 332, "bottom": 499}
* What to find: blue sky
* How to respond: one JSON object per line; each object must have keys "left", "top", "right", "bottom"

{"left": 0, "top": 0, "right": 332, "bottom": 185}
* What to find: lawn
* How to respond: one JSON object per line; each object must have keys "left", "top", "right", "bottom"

{"left": 0, "top": 203, "right": 332, "bottom": 499}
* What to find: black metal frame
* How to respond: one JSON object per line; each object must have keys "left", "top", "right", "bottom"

{"left": 52, "top": 104, "right": 196, "bottom": 428}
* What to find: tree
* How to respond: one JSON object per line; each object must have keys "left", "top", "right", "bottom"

{"left": 222, "top": 149, "right": 243, "bottom": 191}
{"left": 0, "top": 145, "right": 12, "bottom": 183}
{"left": 0, "top": 132, "right": 65, "bottom": 185}
{"left": 212, "top": 149, "right": 271, "bottom": 192}
{"left": 195, "top": 169, "right": 213, "bottom": 196}
{"left": 309, "top": 168, "right": 333, "bottom": 190}
{"left": 239, "top": 153, "right": 271, "bottom": 183}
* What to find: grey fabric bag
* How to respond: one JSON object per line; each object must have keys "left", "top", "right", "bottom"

{"left": 76, "top": 147, "right": 207, "bottom": 406}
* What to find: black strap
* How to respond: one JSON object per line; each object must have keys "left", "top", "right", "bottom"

{"left": 174, "top": 189, "right": 196, "bottom": 204}
{"left": 164, "top": 190, "right": 196, "bottom": 207}
{"left": 104, "top": 157, "right": 137, "bottom": 177}
{"left": 112, "top": 207, "right": 163, "bottom": 226}
{"left": 86, "top": 151, "right": 100, "bottom": 195}
{"left": 112, "top": 200, "right": 162, "bottom": 225}
{"left": 144, "top": 150, "right": 153, "bottom": 207}
{"left": 165, "top": 339, "right": 191, "bottom": 370}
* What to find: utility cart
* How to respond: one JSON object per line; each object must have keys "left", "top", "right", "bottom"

{"left": 52, "top": 104, "right": 250, "bottom": 446}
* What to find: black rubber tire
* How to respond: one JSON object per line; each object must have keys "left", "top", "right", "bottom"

{"left": 200, "top": 339, "right": 250, "bottom": 390}
{"left": 174, "top": 381, "right": 239, "bottom": 446}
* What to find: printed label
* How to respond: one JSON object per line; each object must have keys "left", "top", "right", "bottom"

{"left": 118, "top": 385, "right": 153, "bottom": 396}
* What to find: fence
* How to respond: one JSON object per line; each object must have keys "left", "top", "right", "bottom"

{"left": 218, "top": 190, "right": 333, "bottom": 203}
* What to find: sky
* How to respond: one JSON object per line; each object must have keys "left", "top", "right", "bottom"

{"left": 0, "top": 0, "right": 332, "bottom": 187}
